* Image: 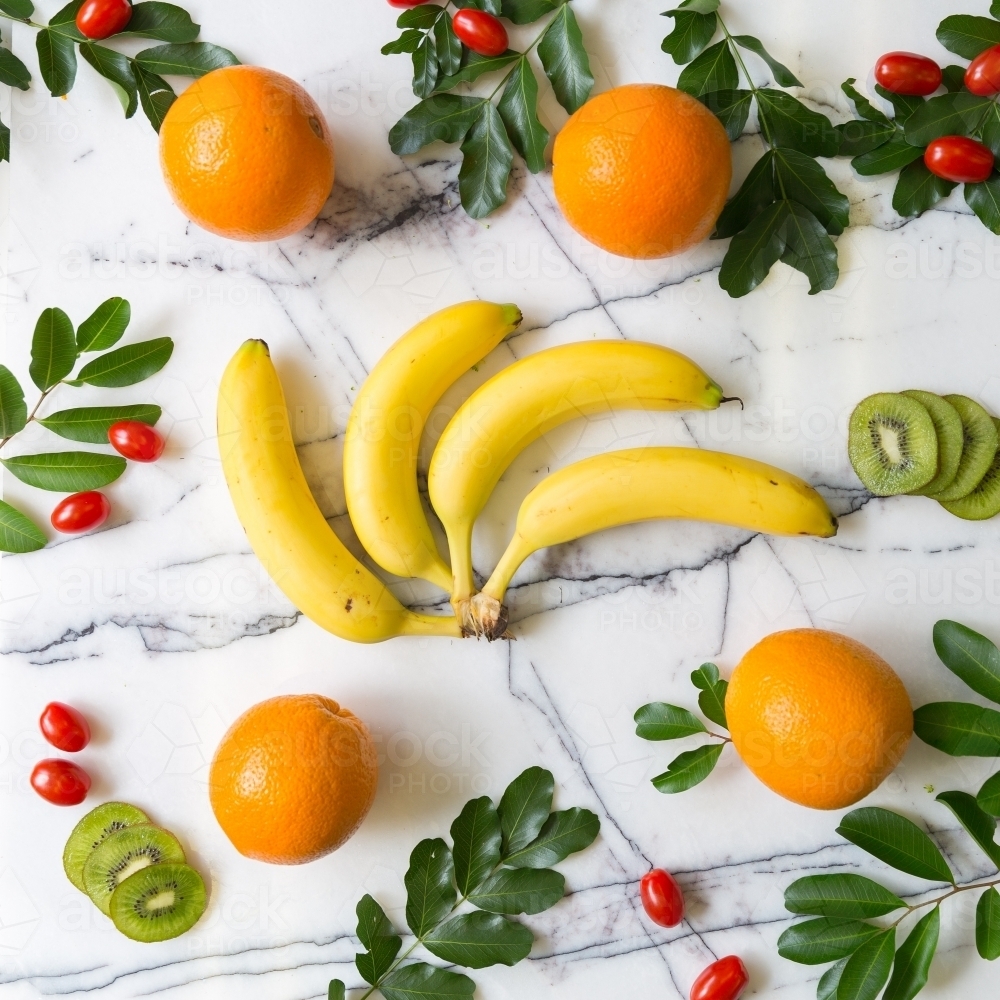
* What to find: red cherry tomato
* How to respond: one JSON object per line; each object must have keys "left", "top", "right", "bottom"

{"left": 966, "top": 44, "right": 1000, "bottom": 97}
{"left": 924, "top": 136, "right": 995, "bottom": 184}
{"left": 108, "top": 420, "right": 165, "bottom": 462}
{"left": 690, "top": 956, "right": 749, "bottom": 1000}
{"left": 640, "top": 869, "right": 685, "bottom": 927}
{"left": 874, "top": 52, "right": 942, "bottom": 96}
{"left": 39, "top": 703, "right": 91, "bottom": 752}
{"left": 452, "top": 9, "right": 508, "bottom": 58}
{"left": 75, "top": 0, "right": 132, "bottom": 40}
{"left": 50, "top": 491, "right": 110, "bottom": 534}
{"left": 31, "top": 759, "right": 91, "bottom": 806}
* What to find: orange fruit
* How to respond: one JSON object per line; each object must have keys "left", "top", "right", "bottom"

{"left": 552, "top": 83, "right": 732, "bottom": 259}
{"left": 159, "top": 66, "right": 335, "bottom": 242}
{"left": 726, "top": 629, "right": 913, "bottom": 810}
{"left": 209, "top": 694, "right": 377, "bottom": 864}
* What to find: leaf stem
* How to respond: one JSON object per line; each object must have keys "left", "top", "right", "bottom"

{"left": 890, "top": 873, "right": 1000, "bottom": 928}
{"left": 0, "top": 381, "right": 61, "bottom": 453}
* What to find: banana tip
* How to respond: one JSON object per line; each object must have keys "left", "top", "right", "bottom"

{"left": 501, "top": 303, "right": 523, "bottom": 329}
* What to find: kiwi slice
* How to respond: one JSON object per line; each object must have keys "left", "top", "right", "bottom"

{"left": 110, "top": 863, "right": 207, "bottom": 943}
{"left": 941, "top": 419, "right": 1000, "bottom": 520}
{"left": 63, "top": 802, "right": 150, "bottom": 893}
{"left": 848, "top": 393, "right": 938, "bottom": 496}
{"left": 927, "top": 395, "right": 999, "bottom": 502}
{"left": 83, "top": 826, "right": 185, "bottom": 915}
{"left": 902, "top": 391, "right": 964, "bottom": 496}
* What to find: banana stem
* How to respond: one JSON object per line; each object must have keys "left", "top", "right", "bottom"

{"left": 400, "top": 612, "right": 464, "bottom": 638}
{"left": 482, "top": 534, "right": 529, "bottom": 604}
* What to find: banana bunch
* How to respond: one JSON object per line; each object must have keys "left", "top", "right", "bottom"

{"left": 219, "top": 302, "right": 837, "bottom": 644}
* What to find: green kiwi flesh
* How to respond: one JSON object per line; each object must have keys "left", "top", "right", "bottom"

{"left": 63, "top": 802, "right": 150, "bottom": 893}
{"left": 83, "top": 825, "right": 185, "bottom": 915}
{"left": 848, "top": 393, "right": 938, "bottom": 496}
{"left": 927, "top": 395, "right": 999, "bottom": 502}
{"left": 902, "top": 391, "right": 964, "bottom": 496}
{"left": 110, "top": 863, "right": 207, "bottom": 942}
{"left": 941, "top": 419, "right": 1000, "bottom": 520}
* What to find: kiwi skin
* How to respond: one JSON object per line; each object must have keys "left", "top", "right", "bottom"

{"left": 941, "top": 419, "right": 1000, "bottom": 520}
{"left": 63, "top": 802, "right": 150, "bottom": 893}
{"left": 928, "top": 395, "right": 999, "bottom": 502}
{"left": 110, "top": 863, "right": 207, "bottom": 943}
{"left": 902, "top": 391, "right": 964, "bottom": 497}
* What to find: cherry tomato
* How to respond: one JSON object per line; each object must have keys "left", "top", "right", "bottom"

{"left": 75, "top": 0, "right": 132, "bottom": 40}
{"left": 108, "top": 420, "right": 165, "bottom": 462}
{"left": 31, "top": 759, "right": 91, "bottom": 806}
{"left": 452, "top": 9, "right": 508, "bottom": 58}
{"left": 640, "top": 869, "right": 685, "bottom": 927}
{"left": 924, "top": 136, "right": 995, "bottom": 184}
{"left": 966, "top": 45, "right": 1000, "bottom": 97}
{"left": 50, "top": 491, "right": 110, "bottom": 534}
{"left": 874, "top": 52, "right": 942, "bottom": 96}
{"left": 690, "top": 956, "right": 749, "bottom": 1000}
{"left": 39, "top": 703, "right": 91, "bottom": 753}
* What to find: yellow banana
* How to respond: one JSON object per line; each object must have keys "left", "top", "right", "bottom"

{"left": 470, "top": 447, "right": 838, "bottom": 639}
{"left": 218, "top": 340, "right": 461, "bottom": 643}
{"left": 343, "top": 301, "right": 522, "bottom": 592}
{"left": 427, "top": 341, "right": 724, "bottom": 622}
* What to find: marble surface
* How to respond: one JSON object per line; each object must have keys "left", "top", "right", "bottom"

{"left": 1, "top": 0, "right": 1000, "bottom": 996}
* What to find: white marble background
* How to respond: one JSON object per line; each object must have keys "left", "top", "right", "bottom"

{"left": 1, "top": 0, "right": 999, "bottom": 996}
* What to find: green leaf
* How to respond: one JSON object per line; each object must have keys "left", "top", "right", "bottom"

{"left": 718, "top": 200, "right": 789, "bottom": 298}
{"left": 328, "top": 981, "right": 345, "bottom": 1000}
{"left": 0, "top": 366, "right": 27, "bottom": 437}
{"left": 756, "top": 89, "right": 841, "bottom": 157}
{"left": 537, "top": 4, "right": 593, "bottom": 115}
{"left": 504, "top": 807, "right": 600, "bottom": 868}
{"left": 732, "top": 34, "right": 801, "bottom": 87}
{"left": 784, "top": 875, "right": 905, "bottom": 919}
{"left": 35, "top": 28, "right": 76, "bottom": 97}
{"left": 914, "top": 702, "right": 1000, "bottom": 757}
{"left": 773, "top": 148, "right": 850, "bottom": 235}
{"left": 699, "top": 88, "right": 753, "bottom": 141}
{"left": 80, "top": 42, "right": 138, "bottom": 117}
{"left": 841, "top": 79, "right": 891, "bottom": 125}
{"left": 0, "top": 117, "right": 8, "bottom": 163}
{"left": 47, "top": 0, "right": 84, "bottom": 39}
{"left": 468, "top": 867, "right": 565, "bottom": 914}
{"left": 389, "top": 95, "right": 485, "bottom": 155}
{"left": 134, "top": 64, "right": 175, "bottom": 132}
{"left": 463, "top": 0, "right": 502, "bottom": 14}
{"left": 30, "top": 307, "right": 76, "bottom": 391}
{"left": 0, "top": 501, "right": 46, "bottom": 554}
{"left": 458, "top": 102, "right": 513, "bottom": 219}
{"left": 661, "top": 8, "right": 718, "bottom": 65}
{"left": 38, "top": 404, "right": 161, "bottom": 444}
{"left": 966, "top": 176, "right": 1000, "bottom": 235}
{"left": 436, "top": 49, "right": 520, "bottom": 92}
{"left": 0, "top": 0, "right": 34, "bottom": 17}
{"left": 780, "top": 202, "right": 839, "bottom": 293}
{"left": 383, "top": 30, "right": 424, "bottom": 56}
{"left": 892, "top": 160, "right": 956, "bottom": 219}
{"left": 450, "top": 796, "right": 502, "bottom": 896}
{"left": 905, "top": 92, "right": 994, "bottom": 148}
{"left": 935, "top": 791, "right": 1000, "bottom": 868}
{"left": 355, "top": 894, "right": 402, "bottom": 986}
{"left": 977, "top": 887, "right": 1000, "bottom": 960}
{"left": 123, "top": 2, "right": 200, "bottom": 42}
{"left": 404, "top": 838, "right": 456, "bottom": 939}
{"left": 777, "top": 918, "right": 880, "bottom": 965}
{"left": 498, "top": 57, "right": 549, "bottom": 173}
{"left": 942, "top": 65, "right": 967, "bottom": 93}
{"left": 874, "top": 84, "right": 924, "bottom": 126}
{"left": 1, "top": 451, "right": 126, "bottom": 492}
{"left": 714, "top": 150, "right": 777, "bottom": 239}
{"left": 134, "top": 42, "right": 239, "bottom": 78}
{"left": 979, "top": 771, "right": 1000, "bottom": 817}
{"left": 71, "top": 337, "right": 174, "bottom": 388}
{"left": 837, "top": 807, "right": 953, "bottom": 884}
{"left": 937, "top": 14, "right": 1000, "bottom": 60}
{"left": 0, "top": 47, "right": 30, "bottom": 90}
{"left": 883, "top": 907, "right": 939, "bottom": 1000}
{"left": 500, "top": 0, "right": 560, "bottom": 26}
{"left": 852, "top": 134, "right": 924, "bottom": 176}
{"left": 397, "top": 4, "right": 443, "bottom": 29}
{"left": 933, "top": 621, "right": 1000, "bottom": 705}
{"left": 380, "top": 962, "right": 475, "bottom": 1000}
{"left": 413, "top": 28, "right": 439, "bottom": 99}
{"left": 836, "top": 120, "right": 895, "bottom": 157}
{"left": 677, "top": 39, "right": 738, "bottom": 97}
{"left": 691, "top": 663, "right": 728, "bottom": 729}
{"left": 76, "top": 297, "right": 131, "bottom": 353}
{"left": 498, "top": 766, "right": 553, "bottom": 857}
{"left": 424, "top": 911, "right": 533, "bottom": 968}
{"left": 837, "top": 929, "right": 896, "bottom": 1000}
{"left": 977, "top": 102, "right": 1000, "bottom": 158}
{"left": 634, "top": 702, "right": 707, "bottom": 741}
{"left": 434, "top": 15, "right": 462, "bottom": 78}
{"left": 650, "top": 743, "right": 724, "bottom": 793}
{"left": 817, "top": 959, "right": 848, "bottom": 1000}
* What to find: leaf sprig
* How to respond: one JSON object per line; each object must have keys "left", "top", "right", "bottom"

{"left": 662, "top": 0, "right": 847, "bottom": 297}
{"left": 0, "top": 297, "right": 172, "bottom": 553}
{"left": 382, "top": 0, "right": 594, "bottom": 219}
{"left": 328, "top": 766, "right": 599, "bottom": 1000}
{"left": 0, "top": 0, "right": 239, "bottom": 157}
